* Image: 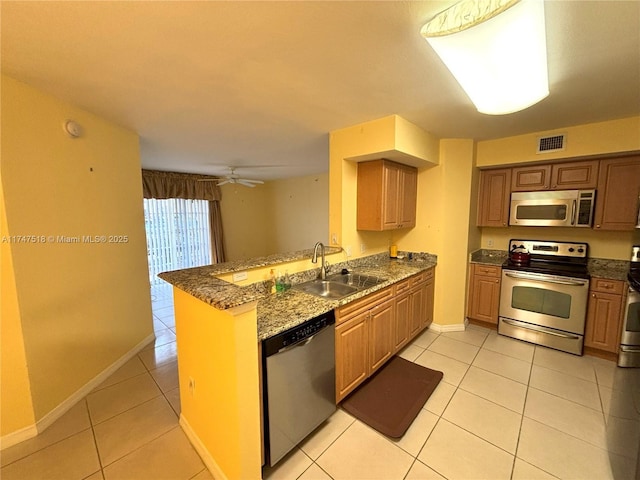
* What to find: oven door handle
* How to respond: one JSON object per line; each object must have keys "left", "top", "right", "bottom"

{"left": 502, "top": 318, "right": 581, "bottom": 340}
{"left": 571, "top": 199, "right": 577, "bottom": 226}
{"left": 504, "top": 272, "right": 587, "bottom": 287}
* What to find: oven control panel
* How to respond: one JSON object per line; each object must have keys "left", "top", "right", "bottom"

{"left": 509, "top": 240, "right": 588, "bottom": 259}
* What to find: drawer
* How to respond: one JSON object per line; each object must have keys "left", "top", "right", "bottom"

{"left": 410, "top": 272, "right": 426, "bottom": 287}
{"left": 336, "top": 285, "right": 393, "bottom": 324}
{"left": 395, "top": 279, "right": 411, "bottom": 295}
{"left": 591, "top": 278, "right": 625, "bottom": 295}
{"left": 473, "top": 264, "right": 501, "bottom": 278}
{"left": 423, "top": 267, "right": 435, "bottom": 281}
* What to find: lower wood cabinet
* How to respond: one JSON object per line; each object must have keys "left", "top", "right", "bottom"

{"left": 467, "top": 263, "right": 501, "bottom": 325}
{"left": 584, "top": 278, "right": 626, "bottom": 353}
{"left": 335, "top": 267, "right": 435, "bottom": 403}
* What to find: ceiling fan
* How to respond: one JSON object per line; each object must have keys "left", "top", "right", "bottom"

{"left": 200, "top": 167, "right": 265, "bottom": 188}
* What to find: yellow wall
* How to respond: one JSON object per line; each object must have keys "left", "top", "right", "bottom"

{"left": 1, "top": 76, "right": 153, "bottom": 423}
{"left": 173, "top": 289, "right": 261, "bottom": 480}
{"left": 477, "top": 116, "right": 640, "bottom": 167}
{"left": 220, "top": 173, "right": 329, "bottom": 261}
{"left": 1, "top": 179, "right": 36, "bottom": 437}
{"left": 401, "top": 140, "right": 477, "bottom": 326}
{"left": 476, "top": 116, "right": 640, "bottom": 260}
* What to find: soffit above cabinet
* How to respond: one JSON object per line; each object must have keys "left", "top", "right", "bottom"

{"left": 345, "top": 149, "right": 436, "bottom": 169}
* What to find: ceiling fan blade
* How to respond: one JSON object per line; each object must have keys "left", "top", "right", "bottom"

{"left": 238, "top": 178, "right": 264, "bottom": 184}
{"left": 216, "top": 179, "right": 232, "bottom": 186}
{"left": 237, "top": 180, "right": 257, "bottom": 187}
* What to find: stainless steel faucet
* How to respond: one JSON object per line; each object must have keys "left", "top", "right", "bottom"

{"left": 312, "top": 241, "right": 328, "bottom": 280}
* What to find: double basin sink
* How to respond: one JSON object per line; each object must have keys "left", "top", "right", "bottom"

{"left": 293, "top": 272, "right": 387, "bottom": 300}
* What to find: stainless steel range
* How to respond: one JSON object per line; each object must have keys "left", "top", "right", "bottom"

{"left": 499, "top": 239, "right": 590, "bottom": 355}
{"left": 618, "top": 245, "right": 640, "bottom": 367}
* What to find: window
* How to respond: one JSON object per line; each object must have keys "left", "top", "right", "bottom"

{"left": 144, "top": 198, "right": 211, "bottom": 286}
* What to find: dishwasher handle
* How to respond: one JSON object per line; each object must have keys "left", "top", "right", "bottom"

{"left": 277, "top": 332, "right": 319, "bottom": 353}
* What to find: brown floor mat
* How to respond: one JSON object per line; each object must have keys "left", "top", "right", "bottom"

{"left": 341, "top": 356, "right": 443, "bottom": 438}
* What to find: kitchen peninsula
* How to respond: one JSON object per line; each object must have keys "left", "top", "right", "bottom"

{"left": 159, "top": 247, "right": 437, "bottom": 480}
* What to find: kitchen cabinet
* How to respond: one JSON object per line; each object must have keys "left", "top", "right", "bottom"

{"left": 477, "top": 168, "right": 511, "bottom": 227}
{"left": 593, "top": 156, "right": 640, "bottom": 231}
{"left": 511, "top": 160, "right": 598, "bottom": 192}
{"left": 357, "top": 159, "right": 418, "bottom": 231}
{"left": 467, "top": 263, "right": 501, "bottom": 325}
{"left": 584, "top": 278, "right": 626, "bottom": 354}
{"left": 335, "top": 268, "right": 435, "bottom": 402}
{"left": 335, "top": 286, "right": 394, "bottom": 402}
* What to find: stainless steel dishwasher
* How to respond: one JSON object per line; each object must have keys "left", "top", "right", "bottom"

{"left": 262, "top": 310, "right": 336, "bottom": 467}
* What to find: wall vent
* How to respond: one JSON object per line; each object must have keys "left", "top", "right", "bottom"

{"left": 536, "top": 134, "right": 566, "bottom": 154}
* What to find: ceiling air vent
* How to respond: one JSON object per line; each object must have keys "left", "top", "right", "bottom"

{"left": 536, "top": 134, "right": 566, "bottom": 154}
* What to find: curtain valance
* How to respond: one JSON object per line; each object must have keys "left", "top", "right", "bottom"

{"left": 142, "top": 169, "right": 222, "bottom": 201}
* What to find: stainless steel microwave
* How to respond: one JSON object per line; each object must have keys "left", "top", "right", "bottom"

{"left": 510, "top": 189, "right": 596, "bottom": 227}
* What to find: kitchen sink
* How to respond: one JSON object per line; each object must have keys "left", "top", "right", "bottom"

{"left": 326, "top": 272, "right": 387, "bottom": 289}
{"left": 293, "top": 280, "right": 359, "bottom": 300}
{"left": 294, "top": 272, "right": 387, "bottom": 300}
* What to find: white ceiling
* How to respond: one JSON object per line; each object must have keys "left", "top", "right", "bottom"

{"left": 2, "top": 1, "right": 639, "bottom": 180}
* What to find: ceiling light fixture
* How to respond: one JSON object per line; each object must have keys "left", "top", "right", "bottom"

{"left": 421, "top": 0, "right": 549, "bottom": 115}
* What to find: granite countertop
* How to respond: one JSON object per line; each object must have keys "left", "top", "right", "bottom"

{"left": 469, "top": 249, "right": 631, "bottom": 282}
{"left": 159, "top": 250, "right": 437, "bottom": 341}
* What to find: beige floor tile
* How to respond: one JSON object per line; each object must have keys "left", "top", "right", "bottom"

{"left": 138, "top": 341, "right": 178, "bottom": 370}
{"left": 472, "top": 348, "right": 531, "bottom": 384}
{"left": 524, "top": 387, "right": 606, "bottom": 449}
{"left": 517, "top": 418, "right": 633, "bottom": 480}
{"left": 149, "top": 360, "right": 179, "bottom": 393}
{"left": 404, "top": 460, "right": 446, "bottom": 479}
{"left": 466, "top": 323, "right": 493, "bottom": 335}
{"left": 481, "top": 333, "right": 535, "bottom": 362}
{"left": 300, "top": 408, "right": 355, "bottom": 460}
{"left": 600, "top": 384, "right": 640, "bottom": 421}
{"left": 95, "top": 356, "right": 148, "bottom": 391}
{"left": 604, "top": 415, "right": 640, "bottom": 460}
{"left": 411, "top": 330, "right": 439, "bottom": 349}
{"left": 442, "top": 389, "right": 521, "bottom": 454}
{"left": 165, "top": 387, "right": 181, "bottom": 416}
{"left": 263, "top": 448, "right": 312, "bottom": 480}
{"left": 389, "top": 408, "right": 439, "bottom": 457}
{"left": 511, "top": 459, "right": 557, "bottom": 480}
{"left": 398, "top": 344, "right": 425, "bottom": 362}
{"left": 143, "top": 328, "right": 177, "bottom": 350}
{"left": 0, "top": 429, "right": 100, "bottom": 480}
{"left": 93, "top": 396, "right": 178, "bottom": 466}
{"left": 418, "top": 419, "right": 514, "bottom": 480}
{"left": 298, "top": 463, "right": 333, "bottom": 480}
{"left": 427, "top": 336, "right": 479, "bottom": 364}
{"left": 87, "top": 373, "right": 162, "bottom": 424}
{"left": 593, "top": 357, "right": 640, "bottom": 391}
{"left": 158, "top": 314, "right": 176, "bottom": 328}
{"left": 414, "top": 350, "right": 469, "bottom": 386}
{"left": 1, "top": 401, "right": 91, "bottom": 467}
{"left": 442, "top": 328, "right": 489, "bottom": 347}
{"left": 102, "top": 426, "right": 204, "bottom": 480}
{"left": 152, "top": 305, "right": 174, "bottom": 318}
{"left": 459, "top": 366, "right": 527, "bottom": 413}
{"left": 423, "top": 381, "right": 456, "bottom": 416}
{"left": 529, "top": 365, "right": 601, "bottom": 411}
{"left": 533, "top": 346, "right": 597, "bottom": 382}
{"left": 317, "top": 421, "right": 413, "bottom": 479}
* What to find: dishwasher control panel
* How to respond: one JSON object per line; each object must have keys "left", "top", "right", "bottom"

{"left": 263, "top": 310, "right": 336, "bottom": 356}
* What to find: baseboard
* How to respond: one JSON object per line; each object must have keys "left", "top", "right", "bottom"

{"left": 428, "top": 320, "right": 467, "bottom": 333}
{"left": 180, "top": 415, "right": 225, "bottom": 480}
{"left": 0, "top": 332, "right": 155, "bottom": 451}
{"left": 0, "top": 424, "right": 38, "bottom": 450}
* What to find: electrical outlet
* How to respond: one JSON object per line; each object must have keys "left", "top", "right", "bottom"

{"left": 232, "top": 271, "right": 248, "bottom": 282}
{"left": 487, "top": 239, "right": 494, "bottom": 247}
{"left": 345, "top": 245, "right": 352, "bottom": 257}
{"left": 188, "top": 377, "right": 196, "bottom": 396}
{"left": 360, "top": 243, "right": 366, "bottom": 254}
{"left": 331, "top": 233, "right": 338, "bottom": 244}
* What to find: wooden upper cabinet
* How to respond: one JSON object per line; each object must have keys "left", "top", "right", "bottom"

{"left": 511, "top": 165, "right": 551, "bottom": 191}
{"left": 477, "top": 168, "right": 511, "bottom": 227}
{"left": 357, "top": 159, "right": 418, "bottom": 231}
{"left": 511, "top": 160, "right": 598, "bottom": 192}
{"left": 551, "top": 160, "right": 599, "bottom": 190}
{"left": 593, "top": 156, "right": 640, "bottom": 231}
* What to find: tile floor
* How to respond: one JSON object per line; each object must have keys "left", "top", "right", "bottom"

{"left": 3, "top": 282, "right": 640, "bottom": 480}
